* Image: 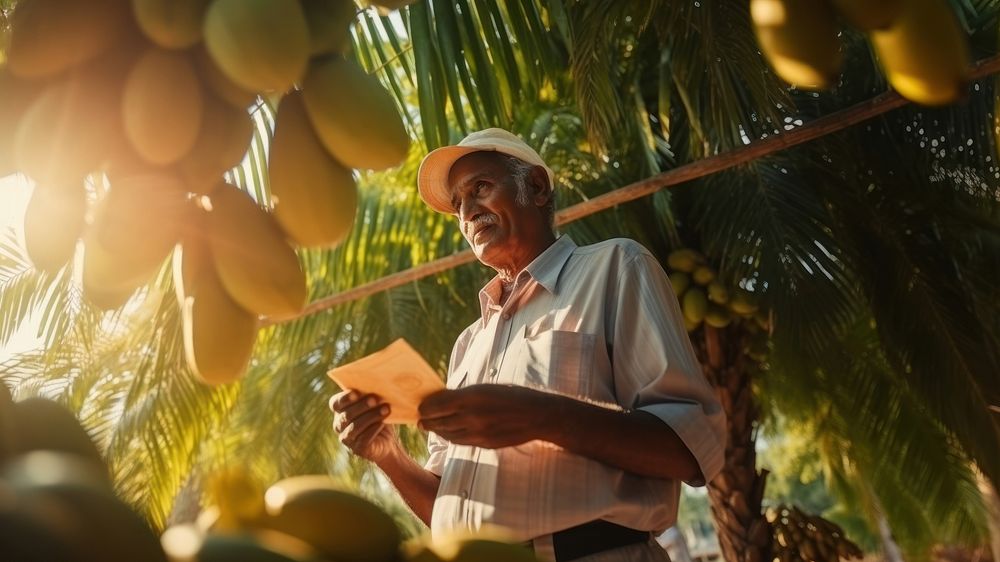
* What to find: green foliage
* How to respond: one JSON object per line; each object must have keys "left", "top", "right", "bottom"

{"left": 1, "top": 1, "right": 999, "bottom": 557}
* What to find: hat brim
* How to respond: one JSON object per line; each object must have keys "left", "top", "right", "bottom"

{"left": 417, "top": 145, "right": 487, "bottom": 214}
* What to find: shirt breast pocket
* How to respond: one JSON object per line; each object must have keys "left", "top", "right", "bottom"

{"left": 516, "top": 329, "right": 595, "bottom": 397}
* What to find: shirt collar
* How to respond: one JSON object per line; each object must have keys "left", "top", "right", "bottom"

{"left": 524, "top": 234, "right": 577, "bottom": 294}
{"left": 477, "top": 235, "right": 577, "bottom": 314}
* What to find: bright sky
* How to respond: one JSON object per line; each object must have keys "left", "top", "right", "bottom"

{"left": 0, "top": 173, "right": 43, "bottom": 363}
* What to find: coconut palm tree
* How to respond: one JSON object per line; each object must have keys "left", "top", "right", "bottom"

{"left": 1, "top": 1, "right": 998, "bottom": 561}
{"left": 352, "top": 0, "right": 1000, "bottom": 559}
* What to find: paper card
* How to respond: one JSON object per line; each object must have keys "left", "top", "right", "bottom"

{"left": 327, "top": 338, "right": 445, "bottom": 425}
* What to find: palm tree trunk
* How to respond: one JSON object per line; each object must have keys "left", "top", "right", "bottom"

{"left": 696, "top": 325, "right": 772, "bottom": 562}
{"left": 876, "top": 514, "right": 905, "bottom": 562}
{"left": 166, "top": 471, "right": 202, "bottom": 527}
{"left": 977, "top": 471, "right": 1000, "bottom": 562}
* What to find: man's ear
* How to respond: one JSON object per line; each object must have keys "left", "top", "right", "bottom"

{"left": 528, "top": 165, "right": 552, "bottom": 208}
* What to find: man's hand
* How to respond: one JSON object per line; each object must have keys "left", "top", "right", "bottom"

{"left": 329, "top": 390, "right": 397, "bottom": 463}
{"left": 418, "top": 384, "right": 559, "bottom": 449}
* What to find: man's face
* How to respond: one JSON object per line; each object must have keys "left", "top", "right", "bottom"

{"left": 447, "top": 152, "right": 549, "bottom": 271}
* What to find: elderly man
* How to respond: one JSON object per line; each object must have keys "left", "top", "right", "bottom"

{"left": 330, "top": 128, "right": 725, "bottom": 562}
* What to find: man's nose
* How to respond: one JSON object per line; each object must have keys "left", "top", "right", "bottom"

{"left": 457, "top": 197, "right": 480, "bottom": 224}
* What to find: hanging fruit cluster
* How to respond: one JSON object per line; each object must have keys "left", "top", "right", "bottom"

{"left": 0, "top": 388, "right": 169, "bottom": 561}
{"left": 767, "top": 505, "right": 864, "bottom": 562}
{"left": 666, "top": 248, "right": 770, "bottom": 341}
{"left": 751, "top": 0, "right": 971, "bottom": 106}
{"left": 2, "top": 0, "right": 413, "bottom": 385}
{"left": 162, "top": 471, "right": 544, "bottom": 562}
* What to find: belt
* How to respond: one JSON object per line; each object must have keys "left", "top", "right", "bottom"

{"left": 550, "top": 519, "right": 649, "bottom": 561}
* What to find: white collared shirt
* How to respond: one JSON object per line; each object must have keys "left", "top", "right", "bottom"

{"left": 425, "top": 235, "right": 726, "bottom": 541}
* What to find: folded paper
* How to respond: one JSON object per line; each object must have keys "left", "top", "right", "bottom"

{"left": 327, "top": 338, "right": 444, "bottom": 424}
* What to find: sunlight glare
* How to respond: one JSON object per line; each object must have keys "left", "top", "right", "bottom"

{"left": 0, "top": 174, "right": 44, "bottom": 362}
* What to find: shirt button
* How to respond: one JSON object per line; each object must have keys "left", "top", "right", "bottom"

{"left": 460, "top": 490, "right": 469, "bottom": 499}
{"left": 501, "top": 313, "right": 511, "bottom": 320}
{"left": 488, "top": 367, "right": 497, "bottom": 378}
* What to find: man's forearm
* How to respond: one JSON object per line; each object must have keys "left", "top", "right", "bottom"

{"left": 374, "top": 444, "right": 441, "bottom": 526}
{"left": 540, "top": 393, "right": 702, "bottom": 482}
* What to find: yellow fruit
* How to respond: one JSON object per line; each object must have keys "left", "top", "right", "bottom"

{"left": 204, "top": 467, "right": 266, "bottom": 529}
{"left": 0, "top": 70, "right": 39, "bottom": 177}
{"left": 666, "top": 248, "right": 702, "bottom": 273}
{"left": 192, "top": 46, "right": 258, "bottom": 110}
{"left": 682, "top": 288, "right": 708, "bottom": 324}
{"left": 683, "top": 316, "right": 700, "bottom": 332}
{"left": 15, "top": 69, "right": 121, "bottom": 183}
{"left": 9, "top": 398, "right": 108, "bottom": 479}
{"left": 831, "top": 0, "right": 902, "bottom": 30}
{"left": 83, "top": 174, "right": 191, "bottom": 309}
{"left": 23, "top": 182, "right": 86, "bottom": 273}
{"left": 302, "top": 57, "right": 410, "bottom": 170}
{"left": 270, "top": 92, "right": 358, "bottom": 248}
{"left": 668, "top": 272, "right": 691, "bottom": 296}
{"left": 406, "top": 545, "right": 447, "bottom": 562}
{"left": 0, "top": 382, "right": 13, "bottom": 463}
{"left": 172, "top": 236, "right": 211, "bottom": 307}
{"left": 206, "top": 183, "right": 307, "bottom": 317}
{"left": 692, "top": 265, "right": 716, "bottom": 285}
{"left": 704, "top": 303, "right": 732, "bottom": 329}
{"left": 301, "top": 0, "right": 356, "bottom": 56}
{"left": 123, "top": 48, "right": 204, "bottom": 165}
{"left": 729, "top": 290, "right": 760, "bottom": 316}
{"left": 182, "top": 255, "right": 258, "bottom": 385}
{"left": 751, "top": 0, "right": 842, "bottom": 89}
{"left": 131, "top": 0, "right": 209, "bottom": 49}
{"left": 203, "top": 0, "right": 310, "bottom": 93}
{"left": 707, "top": 281, "right": 729, "bottom": 304}
{"left": 871, "top": 0, "right": 970, "bottom": 106}
{"left": 262, "top": 476, "right": 401, "bottom": 562}
{"left": 178, "top": 92, "right": 254, "bottom": 193}
{"left": 6, "top": 0, "right": 129, "bottom": 79}
{"left": 96, "top": 173, "right": 192, "bottom": 258}
{"left": 81, "top": 234, "right": 148, "bottom": 310}
{"left": 6, "top": 459, "right": 167, "bottom": 562}
{"left": 195, "top": 534, "right": 302, "bottom": 562}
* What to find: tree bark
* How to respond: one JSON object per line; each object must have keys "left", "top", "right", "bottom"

{"left": 978, "top": 471, "right": 1000, "bottom": 562}
{"left": 696, "top": 325, "right": 772, "bottom": 562}
{"left": 166, "top": 471, "right": 202, "bottom": 528}
{"left": 877, "top": 514, "right": 905, "bottom": 562}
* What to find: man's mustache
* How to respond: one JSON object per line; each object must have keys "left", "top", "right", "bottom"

{"left": 463, "top": 214, "right": 498, "bottom": 237}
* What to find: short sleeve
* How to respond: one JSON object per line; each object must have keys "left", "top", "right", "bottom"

{"left": 424, "top": 431, "right": 448, "bottom": 476}
{"left": 612, "top": 250, "right": 727, "bottom": 485}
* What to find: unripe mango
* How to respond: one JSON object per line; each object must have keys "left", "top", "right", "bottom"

{"left": 302, "top": 57, "right": 410, "bottom": 170}
{"left": 203, "top": 0, "right": 309, "bottom": 93}
{"left": 205, "top": 184, "right": 307, "bottom": 317}
{"left": 751, "top": 0, "right": 842, "bottom": 89}
{"left": 270, "top": 92, "right": 357, "bottom": 248}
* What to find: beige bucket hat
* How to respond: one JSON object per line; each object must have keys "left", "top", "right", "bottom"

{"left": 417, "top": 128, "right": 555, "bottom": 214}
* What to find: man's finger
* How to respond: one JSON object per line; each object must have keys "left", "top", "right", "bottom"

{"left": 337, "top": 393, "right": 385, "bottom": 423}
{"left": 419, "top": 413, "right": 469, "bottom": 435}
{"left": 341, "top": 403, "right": 390, "bottom": 441}
{"left": 330, "top": 390, "right": 360, "bottom": 412}
{"left": 350, "top": 412, "right": 389, "bottom": 449}
{"left": 418, "top": 389, "right": 460, "bottom": 418}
